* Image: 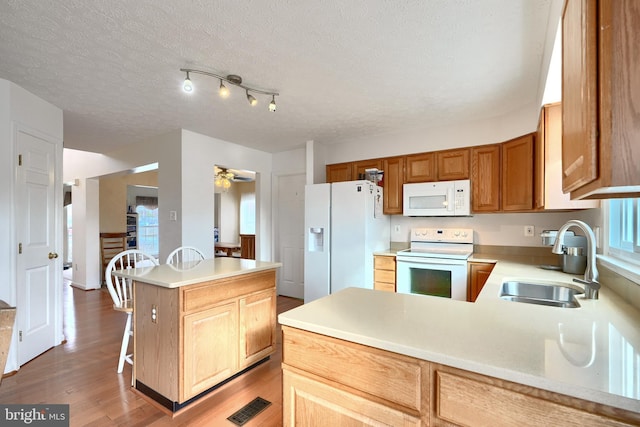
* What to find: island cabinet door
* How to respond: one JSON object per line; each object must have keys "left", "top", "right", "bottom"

{"left": 182, "top": 301, "right": 238, "bottom": 401}
{"left": 239, "top": 288, "right": 276, "bottom": 368}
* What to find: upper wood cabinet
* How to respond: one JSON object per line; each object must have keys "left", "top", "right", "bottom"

{"left": 326, "top": 162, "right": 353, "bottom": 183}
{"left": 382, "top": 156, "right": 404, "bottom": 214}
{"left": 405, "top": 152, "right": 436, "bottom": 183}
{"left": 535, "top": 103, "right": 599, "bottom": 210}
{"left": 561, "top": 0, "right": 640, "bottom": 199}
{"left": 471, "top": 144, "right": 501, "bottom": 212}
{"left": 501, "top": 134, "right": 534, "bottom": 211}
{"left": 353, "top": 159, "right": 382, "bottom": 180}
{"left": 437, "top": 148, "right": 470, "bottom": 181}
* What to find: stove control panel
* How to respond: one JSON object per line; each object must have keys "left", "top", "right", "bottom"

{"left": 410, "top": 228, "right": 473, "bottom": 244}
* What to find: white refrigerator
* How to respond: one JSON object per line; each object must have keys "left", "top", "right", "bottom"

{"left": 304, "top": 180, "right": 390, "bottom": 303}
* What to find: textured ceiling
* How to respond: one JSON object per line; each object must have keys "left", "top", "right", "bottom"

{"left": 0, "top": 0, "right": 561, "bottom": 154}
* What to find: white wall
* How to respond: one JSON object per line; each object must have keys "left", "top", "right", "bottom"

{"left": 64, "top": 130, "right": 180, "bottom": 284}
{"left": 390, "top": 208, "right": 602, "bottom": 248}
{"left": 64, "top": 128, "right": 278, "bottom": 282}
{"left": 181, "top": 129, "right": 273, "bottom": 260}
{"left": 321, "top": 105, "right": 536, "bottom": 164}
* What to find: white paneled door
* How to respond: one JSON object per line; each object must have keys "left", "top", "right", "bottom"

{"left": 276, "top": 173, "right": 304, "bottom": 299}
{"left": 16, "top": 129, "right": 59, "bottom": 366}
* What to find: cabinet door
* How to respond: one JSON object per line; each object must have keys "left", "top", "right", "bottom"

{"left": 502, "top": 134, "right": 534, "bottom": 211}
{"left": 437, "top": 148, "right": 470, "bottom": 181}
{"left": 471, "top": 145, "right": 501, "bottom": 212}
{"left": 183, "top": 301, "right": 238, "bottom": 400}
{"left": 353, "top": 159, "right": 382, "bottom": 181}
{"left": 405, "top": 152, "right": 436, "bottom": 183}
{"left": 382, "top": 156, "right": 404, "bottom": 214}
{"left": 467, "top": 262, "right": 495, "bottom": 302}
{"left": 239, "top": 289, "right": 276, "bottom": 368}
{"left": 283, "top": 369, "right": 422, "bottom": 427}
{"left": 561, "top": 0, "right": 598, "bottom": 193}
{"left": 534, "top": 107, "right": 546, "bottom": 210}
{"left": 326, "top": 163, "right": 353, "bottom": 183}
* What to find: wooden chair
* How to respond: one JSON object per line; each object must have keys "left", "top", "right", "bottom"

{"left": 165, "top": 246, "right": 205, "bottom": 265}
{"left": 105, "top": 249, "right": 158, "bottom": 379}
{"left": 100, "top": 232, "right": 127, "bottom": 284}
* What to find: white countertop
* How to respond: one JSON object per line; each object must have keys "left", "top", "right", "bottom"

{"left": 278, "top": 260, "right": 640, "bottom": 414}
{"left": 112, "top": 257, "right": 282, "bottom": 288}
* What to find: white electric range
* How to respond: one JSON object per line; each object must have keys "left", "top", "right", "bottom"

{"left": 396, "top": 227, "right": 474, "bottom": 300}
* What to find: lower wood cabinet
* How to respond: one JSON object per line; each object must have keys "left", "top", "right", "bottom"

{"left": 374, "top": 254, "right": 396, "bottom": 292}
{"left": 467, "top": 261, "right": 495, "bottom": 302}
{"left": 431, "top": 363, "right": 638, "bottom": 427}
{"left": 282, "top": 326, "right": 429, "bottom": 426}
{"left": 135, "top": 269, "right": 276, "bottom": 404}
{"left": 282, "top": 326, "right": 640, "bottom": 426}
{"left": 183, "top": 301, "right": 238, "bottom": 398}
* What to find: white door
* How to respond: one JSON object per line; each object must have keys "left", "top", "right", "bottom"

{"left": 276, "top": 173, "right": 305, "bottom": 298}
{"left": 16, "top": 129, "right": 59, "bottom": 365}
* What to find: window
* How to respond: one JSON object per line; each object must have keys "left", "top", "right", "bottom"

{"left": 608, "top": 198, "right": 640, "bottom": 264}
{"left": 136, "top": 197, "right": 159, "bottom": 257}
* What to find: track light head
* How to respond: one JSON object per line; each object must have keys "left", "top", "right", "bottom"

{"left": 219, "top": 79, "right": 230, "bottom": 98}
{"left": 246, "top": 91, "right": 257, "bottom": 106}
{"left": 183, "top": 72, "right": 193, "bottom": 93}
{"left": 269, "top": 95, "right": 277, "bottom": 112}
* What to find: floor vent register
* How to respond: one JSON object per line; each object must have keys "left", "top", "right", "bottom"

{"left": 227, "top": 397, "right": 271, "bottom": 426}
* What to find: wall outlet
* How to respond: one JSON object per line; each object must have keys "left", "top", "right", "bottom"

{"left": 169, "top": 210, "right": 177, "bottom": 221}
{"left": 524, "top": 225, "right": 535, "bottom": 237}
{"left": 151, "top": 304, "right": 158, "bottom": 323}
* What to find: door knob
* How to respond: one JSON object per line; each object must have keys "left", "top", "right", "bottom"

{"left": 48, "top": 252, "right": 59, "bottom": 259}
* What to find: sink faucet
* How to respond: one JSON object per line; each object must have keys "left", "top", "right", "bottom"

{"left": 552, "top": 220, "right": 600, "bottom": 299}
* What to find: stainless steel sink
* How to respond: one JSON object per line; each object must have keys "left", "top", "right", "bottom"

{"left": 500, "top": 280, "right": 583, "bottom": 308}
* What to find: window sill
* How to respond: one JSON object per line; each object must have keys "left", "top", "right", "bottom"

{"left": 597, "top": 255, "right": 640, "bottom": 286}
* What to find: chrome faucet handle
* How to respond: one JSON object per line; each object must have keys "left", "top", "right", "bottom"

{"left": 573, "top": 278, "right": 601, "bottom": 300}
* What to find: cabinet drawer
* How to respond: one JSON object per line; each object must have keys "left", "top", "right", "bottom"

{"left": 182, "top": 270, "right": 275, "bottom": 313}
{"left": 374, "top": 269, "right": 395, "bottom": 284}
{"left": 374, "top": 281, "right": 395, "bottom": 292}
{"left": 433, "top": 365, "right": 635, "bottom": 427}
{"left": 283, "top": 326, "right": 428, "bottom": 412}
{"left": 374, "top": 255, "right": 395, "bottom": 271}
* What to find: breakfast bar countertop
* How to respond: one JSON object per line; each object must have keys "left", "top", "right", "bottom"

{"left": 112, "top": 257, "right": 282, "bottom": 288}
{"left": 278, "top": 259, "right": 640, "bottom": 414}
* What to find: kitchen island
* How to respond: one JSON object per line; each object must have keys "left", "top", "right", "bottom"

{"left": 113, "top": 257, "right": 281, "bottom": 411}
{"left": 279, "top": 260, "right": 640, "bottom": 426}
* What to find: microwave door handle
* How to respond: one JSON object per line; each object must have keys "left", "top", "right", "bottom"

{"left": 447, "top": 188, "right": 454, "bottom": 212}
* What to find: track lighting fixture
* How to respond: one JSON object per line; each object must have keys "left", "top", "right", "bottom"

{"left": 180, "top": 68, "right": 279, "bottom": 111}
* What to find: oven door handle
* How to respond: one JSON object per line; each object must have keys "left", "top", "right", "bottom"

{"left": 396, "top": 256, "right": 466, "bottom": 266}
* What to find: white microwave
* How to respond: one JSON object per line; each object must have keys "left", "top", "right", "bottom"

{"left": 403, "top": 179, "right": 471, "bottom": 216}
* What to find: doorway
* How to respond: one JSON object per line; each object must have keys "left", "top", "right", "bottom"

{"left": 275, "top": 173, "right": 305, "bottom": 298}
{"left": 214, "top": 165, "right": 255, "bottom": 258}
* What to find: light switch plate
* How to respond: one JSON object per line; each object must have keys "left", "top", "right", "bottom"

{"left": 524, "top": 225, "right": 535, "bottom": 237}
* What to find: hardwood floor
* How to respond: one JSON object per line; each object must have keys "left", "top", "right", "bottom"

{"left": 0, "top": 276, "right": 303, "bottom": 426}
